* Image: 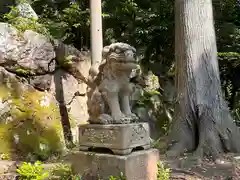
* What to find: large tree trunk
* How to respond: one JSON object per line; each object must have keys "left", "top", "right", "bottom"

{"left": 167, "top": 0, "right": 240, "bottom": 160}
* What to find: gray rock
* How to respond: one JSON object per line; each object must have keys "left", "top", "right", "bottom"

{"left": 50, "top": 69, "right": 89, "bottom": 124}
{"left": 53, "top": 39, "right": 90, "bottom": 66}
{"left": 0, "top": 23, "right": 56, "bottom": 74}
{"left": 49, "top": 42, "right": 91, "bottom": 124}
{"left": 20, "top": 30, "right": 56, "bottom": 73}
{"left": 29, "top": 74, "right": 52, "bottom": 91}
{"left": 0, "top": 67, "right": 17, "bottom": 82}
{"left": 68, "top": 96, "right": 89, "bottom": 124}
{"left": 16, "top": 2, "right": 38, "bottom": 20}
{"left": 0, "top": 161, "right": 16, "bottom": 174}
{"left": 53, "top": 40, "right": 91, "bottom": 79}
{"left": 50, "top": 69, "right": 79, "bottom": 104}
{"left": 145, "top": 71, "right": 160, "bottom": 91}
{"left": 0, "top": 23, "right": 21, "bottom": 65}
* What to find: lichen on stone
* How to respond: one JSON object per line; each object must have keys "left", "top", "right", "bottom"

{"left": 15, "top": 68, "right": 36, "bottom": 76}
{"left": 0, "top": 84, "right": 65, "bottom": 161}
{"left": 58, "top": 55, "right": 74, "bottom": 69}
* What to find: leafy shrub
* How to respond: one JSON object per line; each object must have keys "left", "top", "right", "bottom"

{"left": 136, "top": 89, "right": 161, "bottom": 108}
{"left": 38, "top": 1, "right": 90, "bottom": 43}
{"left": 218, "top": 52, "right": 240, "bottom": 123}
{"left": 16, "top": 161, "right": 49, "bottom": 180}
{"left": 49, "top": 163, "right": 72, "bottom": 180}
{"left": 157, "top": 162, "right": 170, "bottom": 180}
{"left": 136, "top": 88, "right": 173, "bottom": 134}
{"left": 4, "top": 5, "right": 50, "bottom": 37}
{"left": 0, "top": 153, "right": 10, "bottom": 160}
{"left": 108, "top": 172, "right": 126, "bottom": 180}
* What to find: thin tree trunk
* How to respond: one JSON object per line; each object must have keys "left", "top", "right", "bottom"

{"left": 167, "top": 0, "right": 240, "bottom": 160}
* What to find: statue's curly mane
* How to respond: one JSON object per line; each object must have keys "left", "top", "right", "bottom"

{"left": 93, "top": 44, "right": 136, "bottom": 87}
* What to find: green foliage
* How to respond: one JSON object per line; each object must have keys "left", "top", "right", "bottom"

{"left": 103, "top": 0, "right": 174, "bottom": 70}
{"left": 3, "top": 6, "right": 50, "bottom": 37}
{"left": 136, "top": 88, "right": 173, "bottom": 134}
{"left": 232, "top": 107, "right": 240, "bottom": 123}
{"left": 108, "top": 172, "right": 126, "bottom": 180}
{"left": 49, "top": 163, "right": 126, "bottom": 180}
{"left": 49, "top": 163, "right": 73, "bottom": 180}
{"left": 0, "top": 153, "right": 10, "bottom": 160}
{"left": 214, "top": 2, "right": 240, "bottom": 121}
{"left": 218, "top": 52, "right": 240, "bottom": 67}
{"left": 16, "top": 161, "right": 49, "bottom": 180}
{"left": 16, "top": 162, "right": 169, "bottom": 180}
{"left": 157, "top": 163, "right": 170, "bottom": 180}
{"left": 136, "top": 89, "right": 160, "bottom": 107}
{"left": 218, "top": 52, "right": 240, "bottom": 123}
{"left": 36, "top": 1, "right": 89, "bottom": 45}
{"left": 58, "top": 55, "right": 74, "bottom": 69}
{"left": 15, "top": 68, "right": 36, "bottom": 76}
{"left": 16, "top": 0, "right": 31, "bottom": 4}
{"left": 218, "top": 52, "right": 240, "bottom": 57}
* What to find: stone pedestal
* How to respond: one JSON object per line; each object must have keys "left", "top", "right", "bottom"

{"left": 79, "top": 123, "right": 151, "bottom": 155}
{"left": 71, "top": 122, "right": 159, "bottom": 180}
{"left": 70, "top": 149, "right": 159, "bottom": 180}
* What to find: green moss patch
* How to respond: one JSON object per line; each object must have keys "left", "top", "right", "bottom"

{"left": 0, "top": 85, "right": 65, "bottom": 161}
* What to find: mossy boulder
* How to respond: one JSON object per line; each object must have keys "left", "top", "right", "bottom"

{"left": 0, "top": 22, "right": 92, "bottom": 161}
{"left": 0, "top": 84, "right": 65, "bottom": 161}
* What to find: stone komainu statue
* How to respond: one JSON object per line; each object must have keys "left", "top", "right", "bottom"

{"left": 87, "top": 43, "right": 140, "bottom": 124}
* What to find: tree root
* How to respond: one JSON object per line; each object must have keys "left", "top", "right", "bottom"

{"left": 168, "top": 120, "right": 240, "bottom": 161}
{"left": 171, "top": 168, "right": 204, "bottom": 178}
{"left": 166, "top": 142, "right": 189, "bottom": 158}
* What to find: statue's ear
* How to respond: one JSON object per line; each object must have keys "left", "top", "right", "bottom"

{"left": 102, "top": 46, "right": 110, "bottom": 59}
{"left": 131, "top": 46, "right": 136, "bottom": 53}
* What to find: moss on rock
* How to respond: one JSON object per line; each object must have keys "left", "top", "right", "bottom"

{"left": 0, "top": 84, "right": 65, "bottom": 161}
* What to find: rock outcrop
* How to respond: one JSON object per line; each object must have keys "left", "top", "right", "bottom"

{"left": 0, "top": 23, "right": 91, "bottom": 161}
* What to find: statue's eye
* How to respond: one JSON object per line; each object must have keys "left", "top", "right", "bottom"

{"left": 115, "top": 49, "right": 121, "bottom": 53}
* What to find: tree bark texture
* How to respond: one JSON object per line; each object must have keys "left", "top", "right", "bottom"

{"left": 168, "top": 0, "right": 240, "bottom": 159}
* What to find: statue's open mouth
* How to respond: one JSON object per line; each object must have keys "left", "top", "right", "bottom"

{"left": 116, "top": 62, "right": 138, "bottom": 71}
{"left": 117, "top": 59, "right": 137, "bottom": 64}
{"left": 108, "top": 53, "right": 138, "bottom": 65}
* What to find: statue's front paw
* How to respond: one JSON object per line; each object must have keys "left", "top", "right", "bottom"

{"left": 126, "top": 113, "right": 139, "bottom": 122}
{"left": 99, "top": 114, "right": 113, "bottom": 124}
{"left": 112, "top": 113, "right": 131, "bottom": 124}
{"left": 128, "top": 113, "right": 139, "bottom": 122}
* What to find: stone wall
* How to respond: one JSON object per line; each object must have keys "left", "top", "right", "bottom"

{"left": 0, "top": 22, "right": 91, "bottom": 160}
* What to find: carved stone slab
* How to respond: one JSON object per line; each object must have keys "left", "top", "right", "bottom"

{"left": 78, "top": 123, "right": 150, "bottom": 155}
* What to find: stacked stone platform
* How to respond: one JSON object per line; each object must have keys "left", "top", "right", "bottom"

{"left": 70, "top": 123, "right": 159, "bottom": 180}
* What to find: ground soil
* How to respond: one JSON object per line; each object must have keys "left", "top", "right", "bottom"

{"left": 161, "top": 153, "right": 240, "bottom": 180}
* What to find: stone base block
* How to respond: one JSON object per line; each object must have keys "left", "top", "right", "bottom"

{"left": 79, "top": 123, "right": 150, "bottom": 155}
{"left": 79, "top": 144, "right": 151, "bottom": 155}
{"left": 0, "top": 161, "right": 16, "bottom": 174}
{"left": 70, "top": 149, "right": 159, "bottom": 180}
{"left": 0, "top": 173, "right": 18, "bottom": 180}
